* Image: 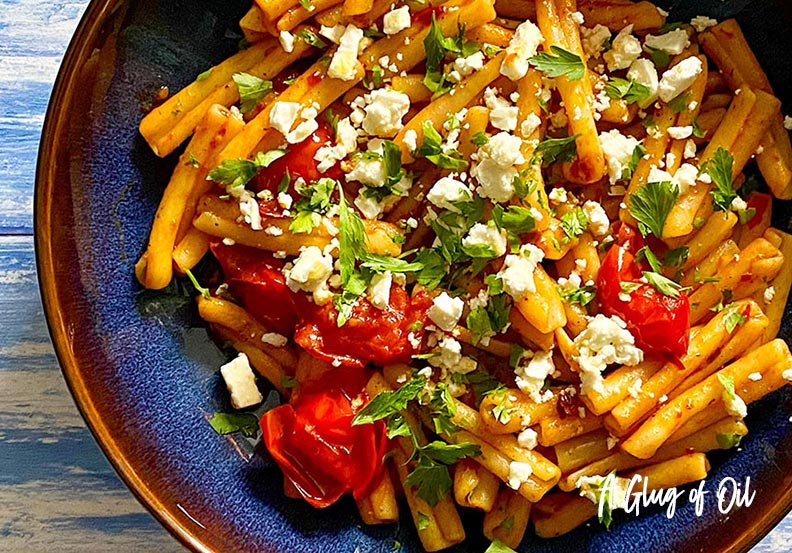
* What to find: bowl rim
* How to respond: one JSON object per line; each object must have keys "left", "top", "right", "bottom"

{"left": 32, "top": 1, "right": 792, "bottom": 552}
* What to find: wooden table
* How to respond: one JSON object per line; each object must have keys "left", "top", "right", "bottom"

{"left": 1, "top": 1, "right": 790, "bottom": 551}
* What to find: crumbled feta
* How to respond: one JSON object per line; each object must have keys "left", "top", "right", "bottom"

{"left": 604, "top": 25, "right": 642, "bottom": 71}
{"left": 238, "top": 191, "right": 262, "bottom": 231}
{"left": 427, "top": 176, "right": 471, "bottom": 210}
{"left": 507, "top": 461, "right": 534, "bottom": 490}
{"left": 261, "top": 332, "right": 288, "bottom": 347}
{"left": 581, "top": 24, "right": 611, "bottom": 58}
{"left": 220, "top": 353, "right": 263, "bottom": 409}
{"left": 548, "top": 187, "right": 569, "bottom": 204}
{"left": 783, "top": 368, "right": 792, "bottom": 381}
{"left": 367, "top": 270, "right": 392, "bottom": 309}
{"left": 429, "top": 336, "right": 477, "bottom": 374}
{"left": 354, "top": 193, "right": 386, "bottom": 220}
{"left": 320, "top": 24, "right": 345, "bottom": 44}
{"left": 269, "top": 101, "right": 301, "bottom": 136}
{"left": 583, "top": 200, "right": 610, "bottom": 236}
{"left": 520, "top": 112, "right": 542, "bottom": 137}
{"left": 627, "top": 58, "right": 659, "bottom": 108}
{"left": 517, "top": 428, "right": 538, "bottom": 450}
{"left": 598, "top": 129, "right": 642, "bottom": 184}
{"left": 658, "top": 57, "right": 703, "bottom": 102}
{"left": 284, "top": 246, "right": 334, "bottom": 303}
{"left": 480, "top": 132, "right": 525, "bottom": 167}
{"left": 279, "top": 30, "right": 295, "bottom": 53}
{"left": 515, "top": 350, "right": 555, "bottom": 402}
{"left": 403, "top": 129, "right": 418, "bottom": 152}
{"left": 691, "top": 15, "right": 718, "bottom": 32}
{"left": 347, "top": 156, "right": 386, "bottom": 187}
{"left": 383, "top": 5, "right": 411, "bottom": 35}
{"left": 764, "top": 286, "right": 776, "bottom": 304}
{"left": 722, "top": 384, "right": 748, "bottom": 419}
{"left": 644, "top": 28, "right": 690, "bottom": 55}
{"left": 462, "top": 223, "right": 508, "bottom": 258}
{"left": 472, "top": 159, "right": 517, "bottom": 202}
{"left": 428, "top": 291, "right": 465, "bottom": 331}
{"left": 484, "top": 87, "right": 519, "bottom": 131}
{"left": 449, "top": 51, "right": 485, "bottom": 82}
{"left": 500, "top": 20, "right": 544, "bottom": 81}
{"left": 573, "top": 314, "right": 644, "bottom": 395}
{"left": 362, "top": 88, "right": 410, "bottom": 136}
{"left": 730, "top": 195, "right": 748, "bottom": 212}
{"left": 672, "top": 163, "right": 700, "bottom": 194}
{"left": 667, "top": 125, "right": 694, "bottom": 140}
{"left": 784, "top": 116, "right": 792, "bottom": 130}
{"left": 328, "top": 25, "right": 364, "bottom": 81}
{"left": 497, "top": 244, "right": 545, "bottom": 300}
{"left": 748, "top": 372, "right": 763, "bottom": 382}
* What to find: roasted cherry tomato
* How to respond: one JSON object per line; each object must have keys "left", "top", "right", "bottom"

{"left": 250, "top": 122, "right": 343, "bottom": 217}
{"left": 260, "top": 366, "right": 386, "bottom": 508}
{"left": 295, "top": 285, "right": 432, "bottom": 368}
{"left": 598, "top": 238, "right": 690, "bottom": 359}
{"left": 210, "top": 241, "right": 302, "bottom": 335}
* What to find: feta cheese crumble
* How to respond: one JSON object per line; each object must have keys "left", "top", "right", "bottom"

{"left": 428, "top": 291, "right": 465, "bottom": 331}
{"left": 573, "top": 314, "right": 644, "bottom": 395}
{"left": 220, "top": 353, "right": 263, "bottom": 409}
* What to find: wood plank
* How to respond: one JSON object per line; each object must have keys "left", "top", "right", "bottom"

{"left": 0, "top": 235, "right": 183, "bottom": 551}
{"left": 0, "top": 0, "right": 89, "bottom": 234}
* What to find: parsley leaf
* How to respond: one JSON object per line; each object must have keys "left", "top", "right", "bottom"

{"left": 628, "top": 180, "right": 679, "bottom": 238}
{"left": 296, "top": 28, "right": 327, "bottom": 48}
{"left": 471, "top": 131, "right": 490, "bottom": 147}
{"left": 605, "top": 77, "right": 652, "bottom": 105}
{"left": 642, "top": 271, "right": 683, "bottom": 297}
{"left": 668, "top": 92, "right": 690, "bottom": 113}
{"left": 290, "top": 177, "right": 336, "bottom": 233}
{"left": 702, "top": 147, "right": 736, "bottom": 211}
{"left": 716, "top": 432, "right": 744, "bottom": 449}
{"left": 196, "top": 68, "right": 212, "bottom": 81}
{"left": 208, "top": 412, "right": 259, "bottom": 437}
{"left": 416, "top": 121, "right": 468, "bottom": 170}
{"left": 724, "top": 308, "right": 747, "bottom": 333}
{"left": 621, "top": 144, "right": 646, "bottom": 181}
{"left": 352, "top": 378, "right": 425, "bottom": 425}
{"left": 528, "top": 46, "right": 586, "bottom": 80}
{"left": 207, "top": 149, "right": 287, "bottom": 189}
{"left": 561, "top": 284, "right": 596, "bottom": 306}
{"left": 492, "top": 204, "right": 536, "bottom": 234}
{"left": 485, "top": 539, "right": 518, "bottom": 553}
{"left": 560, "top": 207, "right": 588, "bottom": 239}
{"left": 532, "top": 135, "right": 579, "bottom": 166}
{"left": 232, "top": 72, "right": 273, "bottom": 114}
{"left": 717, "top": 373, "right": 738, "bottom": 402}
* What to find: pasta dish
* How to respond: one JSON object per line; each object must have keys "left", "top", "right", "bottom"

{"left": 134, "top": 0, "right": 792, "bottom": 549}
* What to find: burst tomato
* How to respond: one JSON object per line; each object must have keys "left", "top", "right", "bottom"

{"left": 250, "top": 122, "right": 343, "bottom": 217}
{"left": 295, "top": 285, "right": 432, "bottom": 368}
{"left": 597, "top": 234, "right": 690, "bottom": 359}
{"left": 260, "top": 366, "right": 387, "bottom": 508}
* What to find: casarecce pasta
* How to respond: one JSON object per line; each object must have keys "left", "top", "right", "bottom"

{"left": 135, "top": 0, "right": 792, "bottom": 550}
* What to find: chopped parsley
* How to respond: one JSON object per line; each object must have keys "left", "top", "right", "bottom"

{"left": 416, "top": 121, "right": 468, "bottom": 170}
{"left": 561, "top": 284, "right": 597, "bottom": 306}
{"left": 232, "top": 72, "right": 273, "bottom": 114}
{"left": 528, "top": 46, "right": 586, "bottom": 80}
{"left": 702, "top": 147, "right": 737, "bottom": 212}
{"left": 208, "top": 412, "right": 258, "bottom": 437}
{"left": 716, "top": 432, "right": 744, "bottom": 449}
{"left": 560, "top": 207, "right": 588, "bottom": 239}
{"left": 207, "top": 149, "right": 287, "bottom": 189}
{"left": 627, "top": 180, "right": 679, "bottom": 238}
{"left": 605, "top": 77, "right": 653, "bottom": 105}
{"left": 532, "top": 134, "right": 580, "bottom": 166}
{"left": 642, "top": 271, "right": 683, "bottom": 297}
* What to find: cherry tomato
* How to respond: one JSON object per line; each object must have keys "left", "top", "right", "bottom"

{"left": 260, "top": 366, "right": 387, "bottom": 508}
{"left": 295, "top": 285, "right": 432, "bottom": 368}
{"left": 598, "top": 241, "right": 690, "bottom": 359}
{"left": 210, "top": 241, "right": 302, "bottom": 335}
{"left": 250, "top": 122, "right": 343, "bottom": 217}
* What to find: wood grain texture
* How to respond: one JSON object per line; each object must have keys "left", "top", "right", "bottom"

{"left": 0, "top": 0, "right": 789, "bottom": 550}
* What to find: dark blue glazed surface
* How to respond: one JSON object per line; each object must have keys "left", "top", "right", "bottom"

{"left": 38, "top": 0, "right": 792, "bottom": 551}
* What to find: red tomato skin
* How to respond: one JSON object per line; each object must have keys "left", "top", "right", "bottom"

{"left": 260, "top": 368, "right": 387, "bottom": 508}
{"left": 210, "top": 241, "right": 301, "bottom": 335}
{"left": 598, "top": 244, "right": 690, "bottom": 359}
{"left": 294, "top": 286, "right": 432, "bottom": 368}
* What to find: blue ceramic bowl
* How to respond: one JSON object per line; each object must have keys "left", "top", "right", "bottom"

{"left": 35, "top": 0, "right": 792, "bottom": 551}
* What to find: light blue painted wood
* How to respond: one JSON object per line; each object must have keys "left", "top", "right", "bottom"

{"left": 0, "top": 0, "right": 789, "bottom": 550}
